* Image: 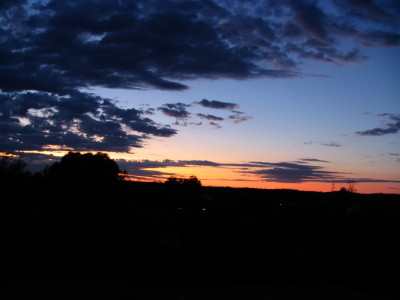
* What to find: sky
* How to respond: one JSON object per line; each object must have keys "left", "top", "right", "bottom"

{"left": 1, "top": 0, "right": 399, "bottom": 193}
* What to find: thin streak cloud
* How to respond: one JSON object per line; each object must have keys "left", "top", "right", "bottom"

{"left": 356, "top": 113, "right": 400, "bottom": 136}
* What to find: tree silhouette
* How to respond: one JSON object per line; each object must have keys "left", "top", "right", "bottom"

{"left": 0, "top": 155, "right": 28, "bottom": 182}
{"left": 46, "top": 152, "right": 121, "bottom": 183}
{"left": 347, "top": 180, "right": 357, "bottom": 193}
{"left": 165, "top": 175, "right": 202, "bottom": 188}
{"left": 165, "top": 176, "right": 203, "bottom": 214}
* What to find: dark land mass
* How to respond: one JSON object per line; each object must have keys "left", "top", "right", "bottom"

{"left": 1, "top": 177, "right": 399, "bottom": 298}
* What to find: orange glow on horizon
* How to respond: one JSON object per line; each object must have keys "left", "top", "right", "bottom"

{"left": 0, "top": 152, "right": 19, "bottom": 157}
{"left": 15, "top": 150, "right": 400, "bottom": 194}
{"left": 139, "top": 165, "right": 400, "bottom": 193}
{"left": 18, "top": 150, "right": 69, "bottom": 157}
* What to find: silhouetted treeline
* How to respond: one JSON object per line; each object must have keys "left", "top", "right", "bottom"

{"left": 1, "top": 153, "right": 399, "bottom": 293}
{"left": 45, "top": 152, "right": 122, "bottom": 183}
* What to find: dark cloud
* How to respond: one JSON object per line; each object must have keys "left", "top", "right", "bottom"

{"left": 181, "top": 160, "right": 221, "bottom": 167}
{"left": 333, "top": 0, "right": 397, "bottom": 24}
{"left": 361, "top": 30, "right": 400, "bottom": 47}
{"left": 322, "top": 142, "right": 341, "bottom": 147}
{"left": 158, "top": 103, "right": 191, "bottom": 119}
{"left": 209, "top": 122, "right": 222, "bottom": 129}
{"left": 196, "top": 113, "right": 224, "bottom": 121}
{"left": 142, "top": 108, "right": 155, "bottom": 115}
{"left": 356, "top": 113, "right": 400, "bottom": 136}
{"left": 0, "top": 91, "right": 176, "bottom": 153}
{"left": 115, "top": 159, "right": 176, "bottom": 180}
{"left": 290, "top": 0, "right": 329, "bottom": 43}
{"left": 171, "top": 120, "right": 202, "bottom": 127}
{"left": 0, "top": 0, "right": 297, "bottom": 95}
{"left": 154, "top": 100, "right": 252, "bottom": 128}
{"left": 119, "top": 159, "right": 220, "bottom": 170}
{"left": 0, "top": 0, "right": 26, "bottom": 10}
{"left": 196, "top": 99, "right": 239, "bottom": 110}
{"left": 1, "top": 0, "right": 398, "bottom": 96}
{"left": 331, "top": 21, "right": 400, "bottom": 48}
{"left": 0, "top": 0, "right": 399, "bottom": 154}
{"left": 299, "top": 158, "right": 330, "bottom": 163}
{"left": 242, "top": 160, "right": 400, "bottom": 184}
{"left": 115, "top": 158, "right": 221, "bottom": 180}
{"left": 286, "top": 40, "right": 367, "bottom": 64}
{"left": 250, "top": 165, "right": 338, "bottom": 183}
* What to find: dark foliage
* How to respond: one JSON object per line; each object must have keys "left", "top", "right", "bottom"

{"left": 0, "top": 155, "right": 28, "bottom": 182}
{"left": 165, "top": 175, "right": 202, "bottom": 188}
{"left": 45, "top": 151, "right": 121, "bottom": 183}
{"left": 1, "top": 161, "right": 399, "bottom": 297}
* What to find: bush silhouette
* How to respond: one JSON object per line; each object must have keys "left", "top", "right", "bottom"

{"left": 46, "top": 151, "right": 121, "bottom": 183}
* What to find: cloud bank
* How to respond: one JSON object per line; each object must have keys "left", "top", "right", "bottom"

{"left": 3, "top": 0, "right": 396, "bottom": 94}
{"left": 1, "top": 0, "right": 399, "bottom": 153}
{"left": 0, "top": 91, "right": 176, "bottom": 153}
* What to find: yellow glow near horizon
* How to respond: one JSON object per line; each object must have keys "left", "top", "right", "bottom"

{"left": 18, "top": 150, "right": 69, "bottom": 157}
{"left": 0, "top": 152, "right": 19, "bottom": 157}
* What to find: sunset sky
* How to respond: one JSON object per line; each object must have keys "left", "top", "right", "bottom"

{"left": 1, "top": 0, "right": 399, "bottom": 193}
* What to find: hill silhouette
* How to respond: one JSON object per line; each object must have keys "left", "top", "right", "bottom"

{"left": 1, "top": 152, "right": 399, "bottom": 298}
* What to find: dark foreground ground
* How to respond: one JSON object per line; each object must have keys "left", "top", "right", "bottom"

{"left": 2, "top": 280, "right": 400, "bottom": 300}
{"left": 1, "top": 180, "right": 399, "bottom": 298}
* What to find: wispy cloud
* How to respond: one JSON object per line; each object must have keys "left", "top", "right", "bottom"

{"left": 158, "top": 103, "right": 191, "bottom": 119}
{"left": 356, "top": 113, "right": 400, "bottom": 136}
{"left": 196, "top": 113, "right": 224, "bottom": 121}
{"left": 196, "top": 99, "right": 239, "bottom": 110}
{"left": 304, "top": 141, "right": 342, "bottom": 147}
{"left": 155, "top": 101, "right": 251, "bottom": 128}
{"left": 228, "top": 112, "right": 253, "bottom": 124}
{"left": 299, "top": 158, "right": 330, "bottom": 163}
{"left": 209, "top": 122, "right": 222, "bottom": 129}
